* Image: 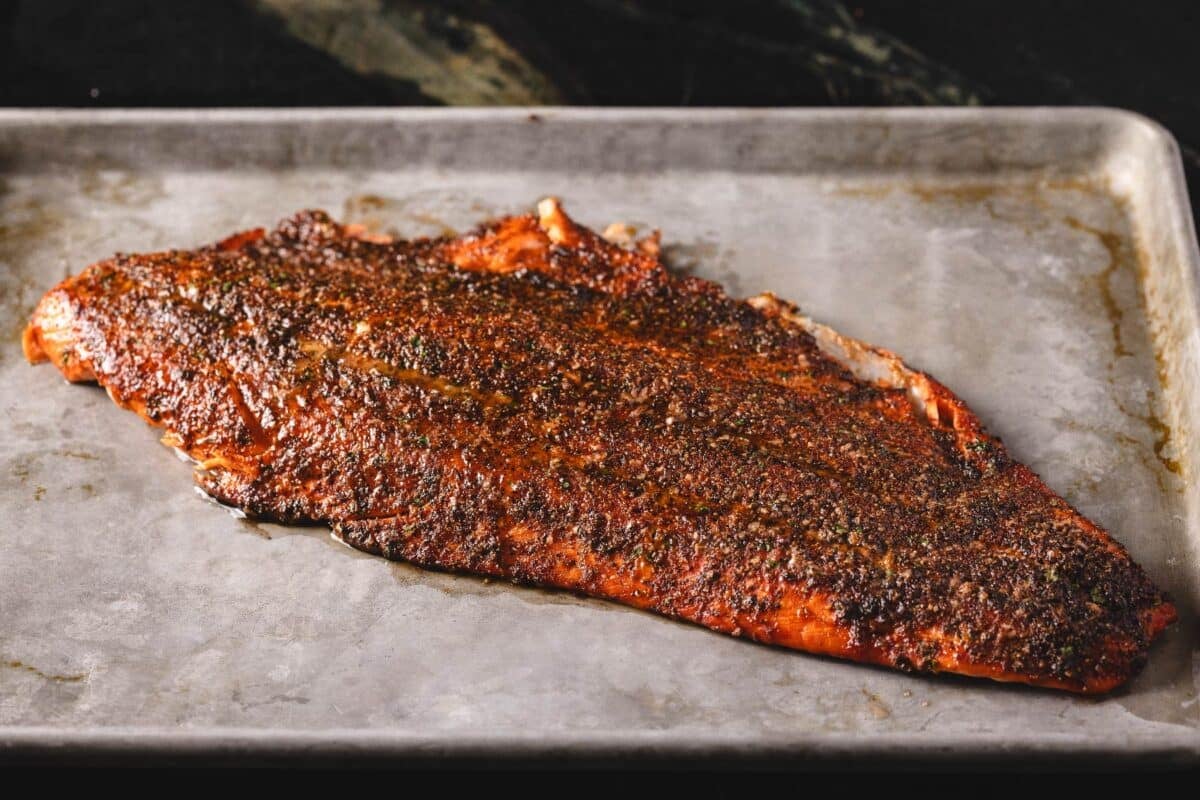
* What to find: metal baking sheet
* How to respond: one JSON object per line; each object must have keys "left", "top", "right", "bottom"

{"left": 0, "top": 108, "right": 1197, "bottom": 766}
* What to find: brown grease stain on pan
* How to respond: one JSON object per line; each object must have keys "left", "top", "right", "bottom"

{"left": 238, "top": 518, "right": 273, "bottom": 539}
{"left": 1065, "top": 215, "right": 1132, "bottom": 360}
{"left": 1057, "top": 416, "right": 1172, "bottom": 499}
{"left": 3, "top": 658, "right": 87, "bottom": 684}
{"left": 1064, "top": 215, "right": 1182, "bottom": 477}
{"left": 830, "top": 177, "right": 1094, "bottom": 222}
{"left": 342, "top": 192, "right": 501, "bottom": 239}
{"left": 341, "top": 193, "right": 390, "bottom": 238}
{"left": 78, "top": 169, "right": 166, "bottom": 207}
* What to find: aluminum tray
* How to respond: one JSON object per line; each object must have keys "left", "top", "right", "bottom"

{"left": 0, "top": 108, "right": 1197, "bottom": 766}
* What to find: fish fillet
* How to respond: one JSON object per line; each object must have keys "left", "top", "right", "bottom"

{"left": 23, "top": 199, "right": 1176, "bottom": 693}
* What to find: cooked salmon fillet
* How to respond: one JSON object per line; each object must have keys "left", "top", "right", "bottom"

{"left": 23, "top": 199, "right": 1176, "bottom": 693}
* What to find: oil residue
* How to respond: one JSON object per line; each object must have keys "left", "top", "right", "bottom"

{"left": 193, "top": 485, "right": 272, "bottom": 538}
{"left": 77, "top": 169, "right": 166, "bottom": 207}
{"left": 830, "top": 177, "right": 1098, "bottom": 232}
{"left": 1065, "top": 216, "right": 1131, "bottom": 360}
{"left": 1057, "top": 416, "right": 1169, "bottom": 497}
{"left": 406, "top": 211, "right": 458, "bottom": 238}
{"left": 1064, "top": 216, "right": 1181, "bottom": 476}
{"left": 1146, "top": 331, "right": 1185, "bottom": 477}
{"left": 239, "top": 518, "right": 273, "bottom": 539}
{"left": 389, "top": 560, "right": 497, "bottom": 599}
{"left": 54, "top": 449, "right": 100, "bottom": 461}
{"left": 342, "top": 193, "right": 389, "bottom": 238}
{"left": 907, "top": 183, "right": 1000, "bottom": 205}
{"left": 861, "top": 687, "right": 892, "bottom": 720}
{"left": 3, "top": 658, "right": 86, "bottom": 684}
{"left": 342, "top": 193, "right": 459, "bottom": 238}
{"left": 345, "top": 193, "right": 388, "bottom": 213}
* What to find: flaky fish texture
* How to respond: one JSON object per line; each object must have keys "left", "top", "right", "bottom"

{"left": 24, "top": 199, "right": 1176, "bottom": 693}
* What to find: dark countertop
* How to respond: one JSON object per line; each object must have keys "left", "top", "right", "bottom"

{"left": 3, "top": 0, "right": 1198, "bottom": 216}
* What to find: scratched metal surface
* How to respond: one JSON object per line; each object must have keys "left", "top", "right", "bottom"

{"left": 0, "top": 109, "right": 1197, "bottom": 764}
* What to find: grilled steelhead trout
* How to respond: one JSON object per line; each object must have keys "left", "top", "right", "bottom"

{"left": 24, "top": 199, "right": 1176, "bottom": 693}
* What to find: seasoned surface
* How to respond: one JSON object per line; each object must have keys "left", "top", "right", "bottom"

{"left": 23, "top": 200, "right": 1176, "bottom": 693}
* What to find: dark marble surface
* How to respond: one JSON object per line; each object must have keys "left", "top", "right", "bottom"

{"left": 2, "top": 0, "right": 1198, "bottom": 213}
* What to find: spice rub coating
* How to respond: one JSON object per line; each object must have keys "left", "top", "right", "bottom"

{"left": 23, "top": 200, "right": 1176, "bottom": 693}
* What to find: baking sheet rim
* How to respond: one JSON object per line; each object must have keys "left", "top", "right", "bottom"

{"left": 1, "top": 106, "right": 1197, "bottom": 763}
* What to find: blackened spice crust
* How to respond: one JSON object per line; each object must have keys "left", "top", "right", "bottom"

{"left": 24, "top": 203, "right": 1176, "bottom": 693}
